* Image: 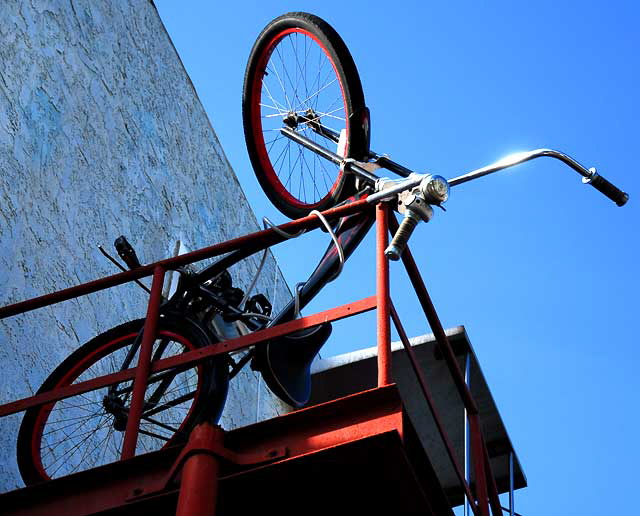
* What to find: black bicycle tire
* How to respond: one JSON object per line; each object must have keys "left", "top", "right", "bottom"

{"left": 242, "top": 12, "right": 369, "bottom": 219}
{"left": 16, "top": 316, "right": 229, "bottom": 485}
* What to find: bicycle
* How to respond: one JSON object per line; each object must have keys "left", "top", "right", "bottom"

{"left": 16, "top": 11, "right": 628, "bottom": 486}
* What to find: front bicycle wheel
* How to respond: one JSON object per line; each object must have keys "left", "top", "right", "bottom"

{"left": 243, "top": 12, "right": 369, "bottom": 219}
{"left": 16, "top": 317, "right": 228, "bottom": 485}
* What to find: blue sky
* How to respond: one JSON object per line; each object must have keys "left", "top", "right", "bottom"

{"left": 155, "top": 2, "right": 639, "bottom": 514}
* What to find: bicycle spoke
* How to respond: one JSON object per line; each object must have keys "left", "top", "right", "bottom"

{"left": 265, "top": 134, "right": 285, "bottom": 148}
{"left": 272, "top": 139, "right": 292, "bottom": 173}
{"left": 138, "top": 428, "right": 172, "bottom": 442}
{"left": 288, "top": 34, "right": 305, "bottom": 107}
{"left": 43, "top": 415, "right": 111, "bottom": 473}
{"left": 278, "top": 40, "right": 305, "bottom": 111}
{"left": 78, "top": 420, "right": 113, "bottom": 472}
{"left": 94, "top": 425, "right": 116, "bottom": 469}
{"left": 43, "top": 411, "right": 104, "bottom": 436}
{"left": 41, "top": 418, "right": 109, "bottom": 456}
{"left": 272, "top": 46, "right": 293, "bottom": 111}
{"left": 293, "top": 77, "right": 338, "bottom": 113}
{"left": 302, "top": 151, "right": 322, "bottom": 199}
{"left": 53, "top": 398, "right": 103, "bottom": 411}
{"left": 284, "top": 140, "right": 303, "bottom": 192}
{"left": 262, "top": 75, "right": 289, "bottom": 114}
{"left": 141, "top": 415, "right": 181, "bottom": 435}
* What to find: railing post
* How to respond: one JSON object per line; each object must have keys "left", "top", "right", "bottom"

{"left": 121, "top": 265, "right": 165, "bottom": 459}
{"left": 509, "top": 452, "right": 515, "bottom": 516}
{"left": 469, "top": 413, "right": 490, "bottom": 516}
{"left": 464, "top": 353, "right": 471, "bottom": 516}
{"left": 376, "top": 203, "right": 392, "bottom": 387}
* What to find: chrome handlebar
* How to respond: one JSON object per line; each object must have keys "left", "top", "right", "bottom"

{"left": 448, "top": 148, "right": 628, "bottom": 207}
{"left": 368, "top": 148, "right": 629, "bottom": 259}
{"left": 371, "top": 148, "right": 628, "bottom": 205}
{"left": 279, "top": 127, "right": 629, "bottom": 259}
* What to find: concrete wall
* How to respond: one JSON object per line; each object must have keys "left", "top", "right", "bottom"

{"left": 0, "top": 0, "right": 290, "bottom": 490}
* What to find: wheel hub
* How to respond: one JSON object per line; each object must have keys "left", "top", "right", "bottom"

{"left": 103, "top": 394, "right": 128, "bottom": 432}
{"left": 282, "top": 111, "right": 299, "bottom": 129}
{"left": 302, "top": 108, "right": 321, "bottom": 132}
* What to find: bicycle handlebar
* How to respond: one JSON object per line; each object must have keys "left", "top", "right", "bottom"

{"left": 368, "top": 148, "right": 628, "bottom": 207}
{"left": 447, "top": 148, "right": 628, "bottom": 206}
{"left": 280, "top": 125, "right": 629, "bottom": 208}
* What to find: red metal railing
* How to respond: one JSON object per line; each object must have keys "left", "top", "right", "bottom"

{"left": 0, "top": 199, "right": 502, "bottom": 515}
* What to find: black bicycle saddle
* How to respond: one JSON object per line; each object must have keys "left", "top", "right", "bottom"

{"left": 253, "top": 322, "right": 332, "bottom": 408}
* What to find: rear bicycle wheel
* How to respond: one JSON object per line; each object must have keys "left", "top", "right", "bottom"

{"left": 16, "top": 317, "right": 228, "bottom": 485}
{"left": 243, "top": 12, "right": 369, "bottom": 219}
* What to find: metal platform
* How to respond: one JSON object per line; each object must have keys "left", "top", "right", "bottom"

{"left": 0, "top": 386, "right": 454, "bottom": 515}
{"left": 311, "top": 326, "right": 526, "bottom": 506}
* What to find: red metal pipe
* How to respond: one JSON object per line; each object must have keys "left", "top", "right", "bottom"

{"left": 0, "top": 199, "right": 370, "bottom": 320}
{"left": 481, "top": 431, "right": 504, "bottom": 516}
{"left": 388, "top": 216, "right": 502, "bottom": 512}
{"left": 176, "top": 423, "right": 223, "bottom": 516}
{"left": 121, "top": 266, "right": 165, "bottom": 460}
{"left": 390, "top": 302, "right": 478, "bottom": 515}
{"left": 388, "top": 214, "right": 479, "bottom": 416}
{"left": 376, "top": 203, "right": 392, "bottom": 387}
{"left": 469, "top": 413, "right": 490, "bottom": 516}
{"left": 0, "top": 296, "right": 377, "bottom": 417}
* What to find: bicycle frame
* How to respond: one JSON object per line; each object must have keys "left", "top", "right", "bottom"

{"left": 87, "top": 194, "right": 375, "bottom": 418}
{"left": 163, "top": 193, "right": 375, "bottom": 329}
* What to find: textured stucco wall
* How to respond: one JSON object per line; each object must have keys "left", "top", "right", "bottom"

{"left": 0, "top": 0, "right": 291, "bottom": 490}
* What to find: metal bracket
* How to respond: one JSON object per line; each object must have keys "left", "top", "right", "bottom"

{"left": 127, "top": 425, "right": 288, "bottom": 501}
{"left": 352, "top": 161, "right": 382, "bottom": 190}
{"left": 396, "top": 190, "right": 434, "bottom": 221}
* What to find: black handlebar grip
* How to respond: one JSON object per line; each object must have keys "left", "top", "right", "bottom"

{"left": 114, "top": 235, "right": 142, "bottom": 269}
{"left": 385, "top": 213, "right": 419, "bottom": 261}
{"left": 584, "top": 171, "right": 629, "bottom": 207}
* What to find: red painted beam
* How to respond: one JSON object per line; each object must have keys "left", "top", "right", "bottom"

{"left": 225, "top": 385, "right": 405, "bottom": 460}
{"left": 0, "top": 296, "right": 377, "bottom": 417}
{"left": 0, "top": 386, "right": 408, "bottom": 516}
{"left": 469, "top": 413, "right": 490, "bottom": 516}
{"left": 0, "top": 199, "right": 370, "bottom": 320}
{"left": 481, "top": 430, "right": 504, "bottom": 516}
